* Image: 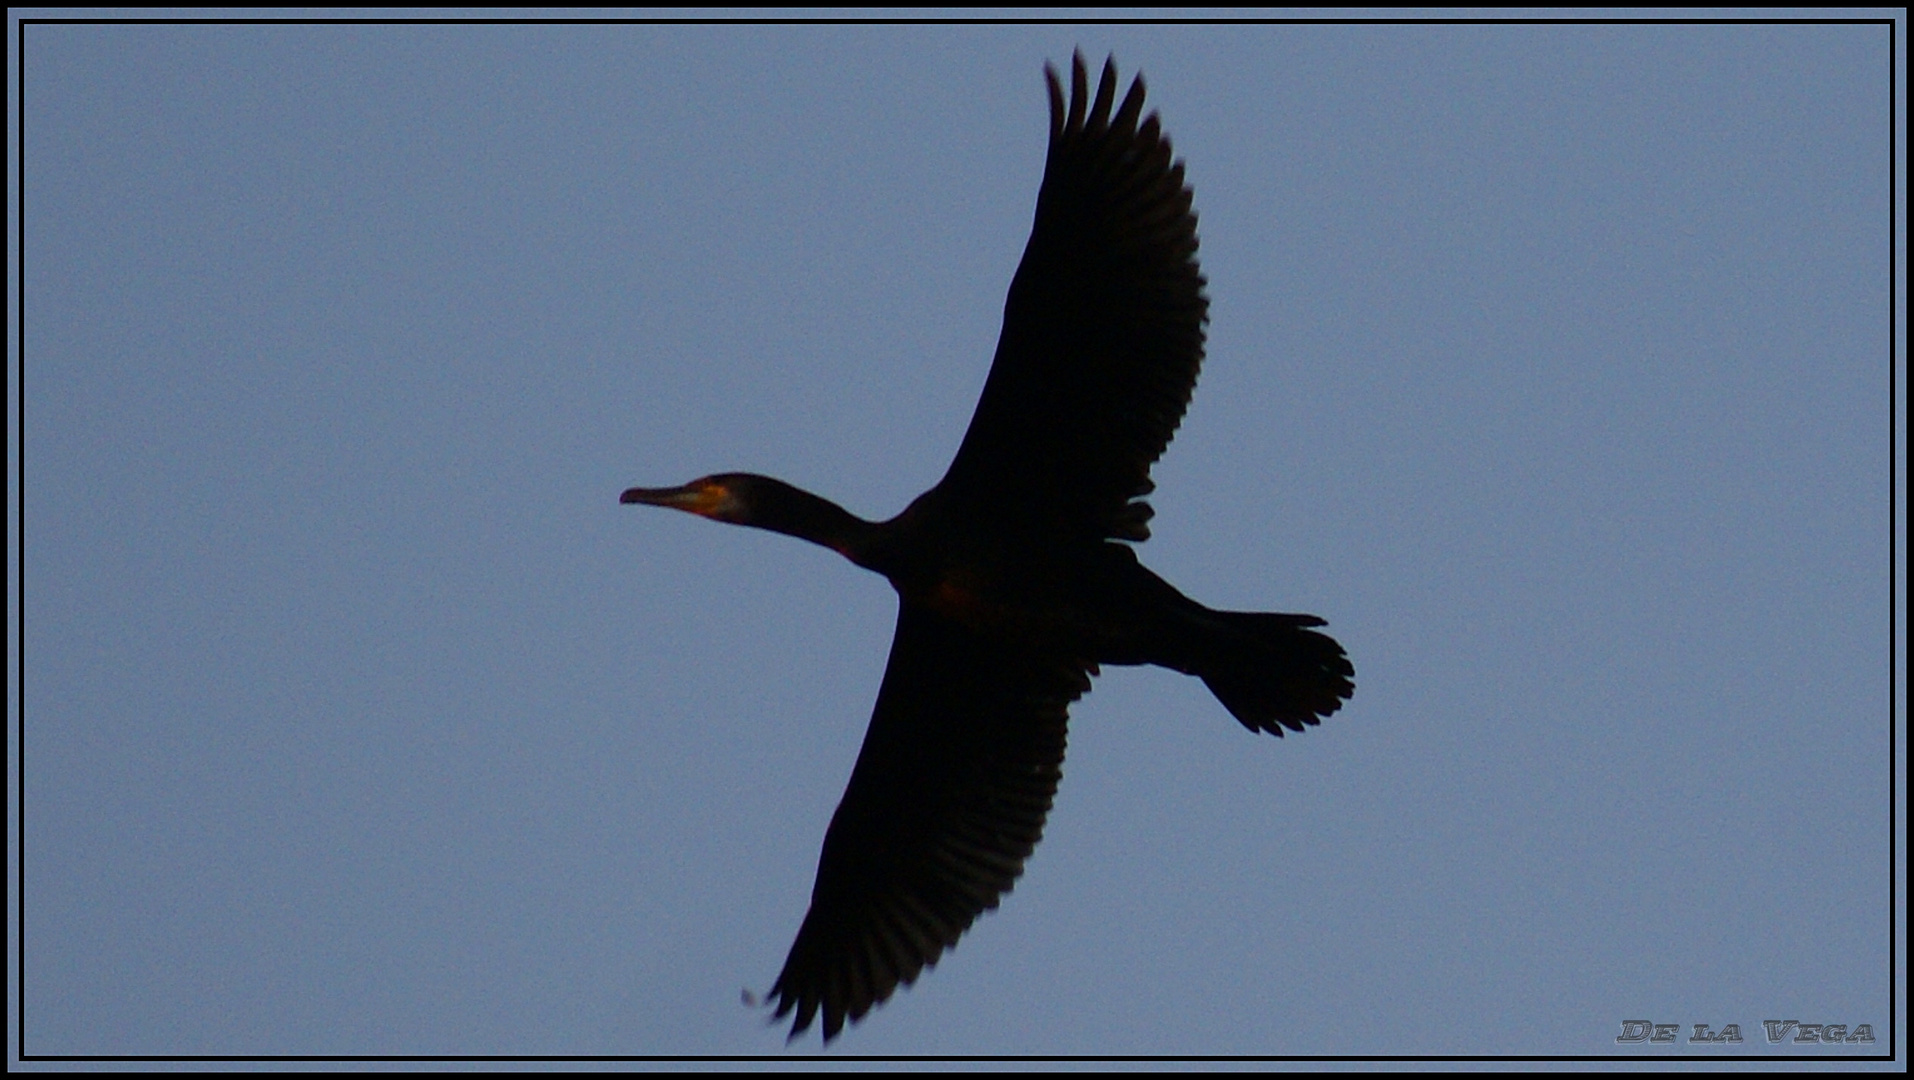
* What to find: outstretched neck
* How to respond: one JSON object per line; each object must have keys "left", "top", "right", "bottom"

{"left": 741, "top": 478, "right": 885, "bottom": 565}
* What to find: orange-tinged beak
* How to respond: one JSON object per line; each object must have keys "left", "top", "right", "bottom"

{"left": 620, "top": 479, "right": 736, "bottom": 519}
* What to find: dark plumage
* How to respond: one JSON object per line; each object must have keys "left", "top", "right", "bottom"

{"left": 621, "top": 54, "right": 1353, "bottom": 1042}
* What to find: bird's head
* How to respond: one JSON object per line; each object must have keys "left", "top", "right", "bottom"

{"left": 619, "top": 473, "right": 758, "bottom": 524}
{"left": 621, "top": 472, "right": 877, "bottom": 564}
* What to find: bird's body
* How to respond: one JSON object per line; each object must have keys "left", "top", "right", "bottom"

{"left": 623, "top": 55, "right": 1353, "bottom": 1042}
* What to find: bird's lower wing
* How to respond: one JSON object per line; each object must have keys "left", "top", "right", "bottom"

{"left": 766, "top": 600, "right": 1092, "bottom": 1041}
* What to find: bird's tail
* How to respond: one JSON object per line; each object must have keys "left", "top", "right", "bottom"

{"left": 1187, "top": 611, "right": 1353, "bottom": 736}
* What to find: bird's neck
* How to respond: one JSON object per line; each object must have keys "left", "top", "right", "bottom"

{"left": 749, "top": 480, "right": 887, "bottom": 569}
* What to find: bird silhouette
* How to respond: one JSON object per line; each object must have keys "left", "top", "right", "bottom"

{"left": 622, "top": 53, "right": 1354, "bottom": 1042}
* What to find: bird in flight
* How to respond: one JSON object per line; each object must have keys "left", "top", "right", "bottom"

{"left": 623, "top": 53, "right": 1354, "bottom": 1042}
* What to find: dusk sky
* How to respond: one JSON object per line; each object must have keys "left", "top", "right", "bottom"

{"left": 18, "top": 18, "right": 1901, "bottom": 1060}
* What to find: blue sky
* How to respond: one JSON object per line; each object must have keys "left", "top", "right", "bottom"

{"left": 16, "top": 18, "right": 1902, "bottom": 1060}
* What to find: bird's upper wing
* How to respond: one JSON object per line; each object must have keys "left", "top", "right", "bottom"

{"left": 935, "top": 53, "right": 1209, "bottom": 543}
{"left": 766, "top": 600, "right": 1091, "bottom": 1041}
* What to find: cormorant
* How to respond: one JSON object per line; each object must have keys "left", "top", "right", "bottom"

{"left": 622, "top": 53, "right": 1354, "bottom": 1042}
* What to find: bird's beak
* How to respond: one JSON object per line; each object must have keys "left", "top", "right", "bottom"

{"left": 621, "top": 484, "right": 697, "bottom": 507}
{"left": 620, "top": 481, "right": 732, "bottom": 518}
